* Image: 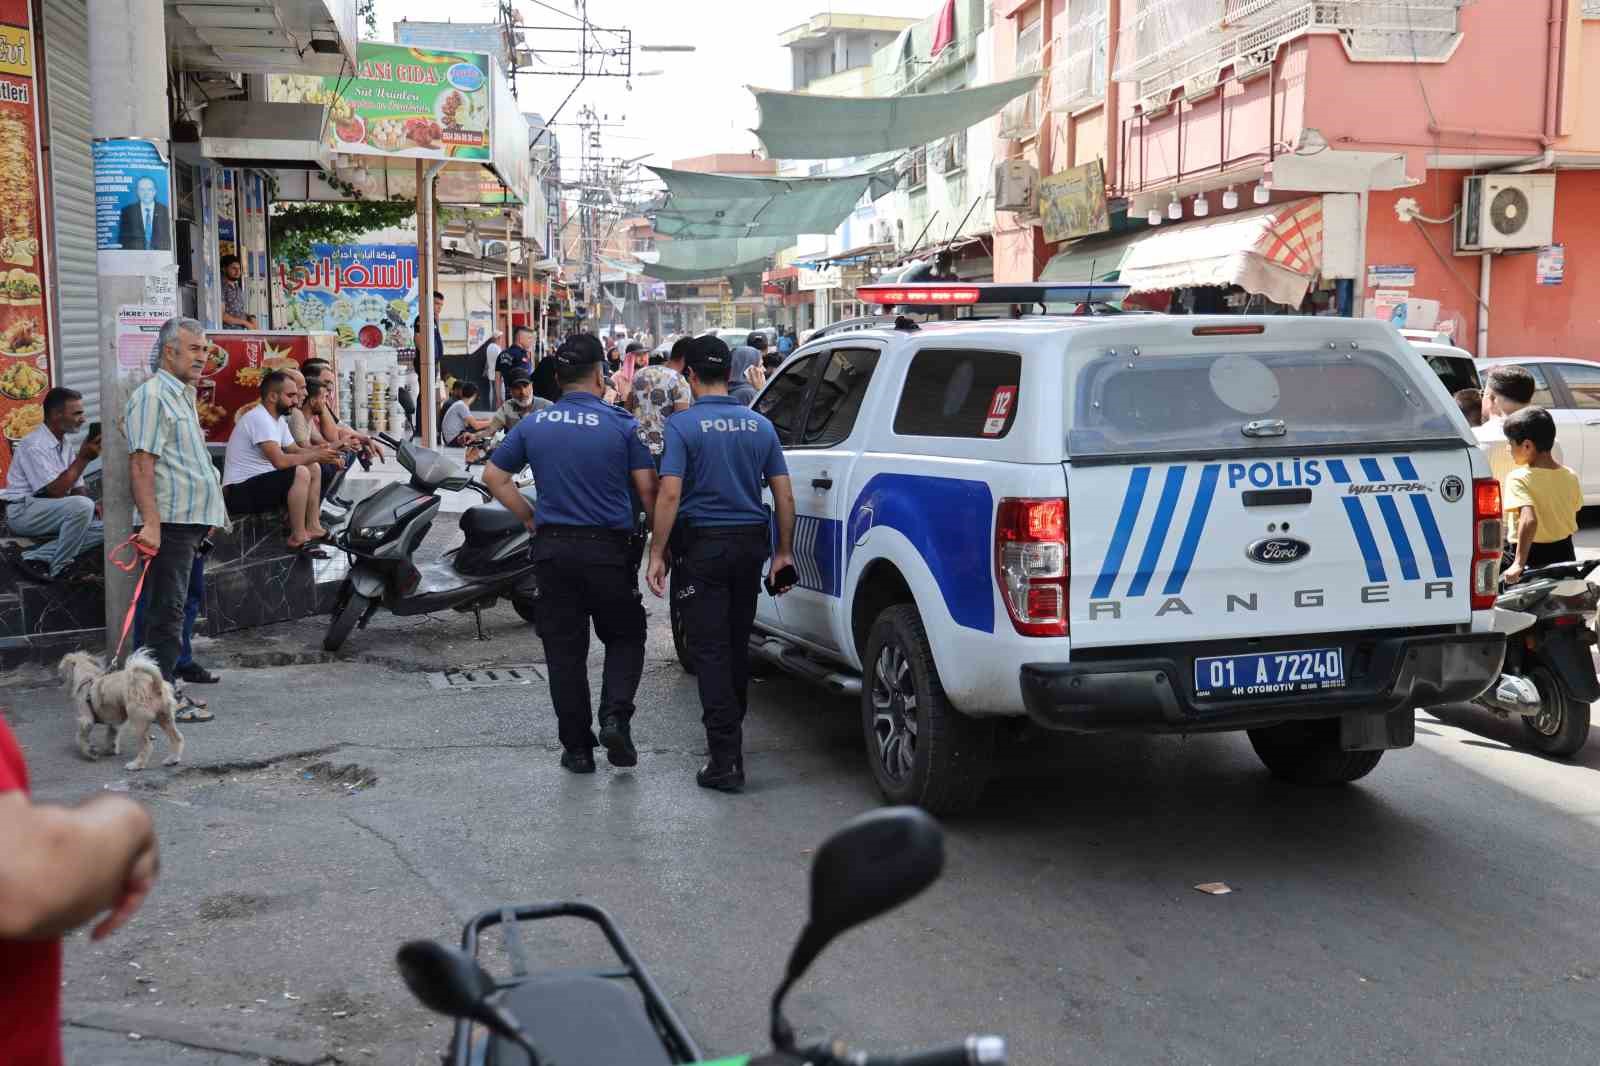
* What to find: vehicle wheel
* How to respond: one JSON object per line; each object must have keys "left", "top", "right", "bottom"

{"left": 862, "top": 604, "right": 995, "bottom": 814}
{"left": 1521, "top": 665, "right": 1591, "bottom": 756}
{"left": 511, "top": 595, "right": 538, "bottom": 625}
{"left": 323, "top": 587, "right": 369, "bottom": 652}
{"left": 1247, "top": 718, "right": 1384, "bottom": 785}
{"left": 670, "top": 575, "right": 695, "bottom": 675}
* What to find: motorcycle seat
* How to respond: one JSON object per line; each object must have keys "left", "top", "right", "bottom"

{"left": 459, "top": 489, "right": 537, "bottom": 540}
{"left": 488, "top": 974, "right": 673, "bottom": 1065}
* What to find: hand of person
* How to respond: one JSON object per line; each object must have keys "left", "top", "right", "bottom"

{"left": 91, "top": 834, "right": 159, "bottom": 941}
{"left": 316, "top": 447, "right": 343, "bottom": 465}
{"left": 744, "top": 363, "right": 768, "bottom": 391}
{"left": 1503, "top": 563, "right": 1524, "bottom": 585}
{"left": 602, "top": 386, "right": 619, "bottom": 405}
{"left": 135, "top": 523, "right": 161, "bottom": 553}
{"left": 78, "top": 435, "right": 102, "bottom": 463}
{"left": 768, "top": 550, "right": 796, "bottom": 595}
{"left": 646, "top": 554, "right": 668, "bottom": 598}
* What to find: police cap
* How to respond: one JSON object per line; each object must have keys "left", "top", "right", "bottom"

{"left": 554, "top": 333, "right": 605, "bottom": 367}
{"left": 687, "top": 335, "right": 731, "bottom": 373}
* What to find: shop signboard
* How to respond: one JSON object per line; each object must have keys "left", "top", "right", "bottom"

{"left": 797, "top": 265, "right": 841, "bottom": 291}
{"left": 0, "top": 0, "right": 53, "bottom": 475}
{"left": 197, "top": 332, "right": 315, "bottom": 444}
{"left": 277, "top": 243, "right": 420, "bottom": 355}
{"left": 271, "top": 42, "right": 492, "bottom": 162}
{"left": 1040, "top": 160, "right": 1109, "bottom": 244}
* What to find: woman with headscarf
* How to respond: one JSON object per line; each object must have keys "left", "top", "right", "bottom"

{"left": 728, "top": 343, "right": 762, "bottom": 406}
{"left": 612, "top": 340, "right": 646, "bottom": 408}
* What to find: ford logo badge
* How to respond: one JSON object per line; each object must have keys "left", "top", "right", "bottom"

{"left": 1246, "top": 537, "right": 1310, "bottom": 564}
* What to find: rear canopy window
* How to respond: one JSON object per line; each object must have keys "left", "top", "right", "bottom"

{"left": 894, "top": 349, "right": 1021, "bottom": 439}
{"left": 1068, "top": 348, "right": 1459, "bottom": 457}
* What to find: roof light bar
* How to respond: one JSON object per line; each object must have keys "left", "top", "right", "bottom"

{"left": 857, "top": 285, "right": 981, "bottom": 305}
{"left": 855, "top": 282, "right": 1133, "bottom": 307}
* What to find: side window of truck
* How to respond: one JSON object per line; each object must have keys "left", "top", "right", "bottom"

{"left": 800, "top": 348, "right": 881, "bottom": 447}
{"left": 892, "top": 349, "right": 1022, "bottom": 439}
{"left": 755, "top": 353, "right": 822, "bottom": 445}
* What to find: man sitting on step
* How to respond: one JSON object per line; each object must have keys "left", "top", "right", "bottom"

{"left": 1, "top": 387, "right": 103, "bottom": 583}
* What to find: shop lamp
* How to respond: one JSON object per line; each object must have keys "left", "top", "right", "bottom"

{"left": 1146, "top": 207, "right": 1162, "bottom": 226}
{"left": 1167, "top": 194, "right": 1182, "bottom": 220}
{"left": 1193, "top": 194, "right": 1209, "bottom": 217}
{"left": 1253, "top": 180, "right": 1270, "bottom": 205}
{"left": 1222, "top": 186, "right": 1238, "bottom": 210}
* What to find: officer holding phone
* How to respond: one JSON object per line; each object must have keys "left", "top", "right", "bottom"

{"left": 647, "top": 335, "right": 796, "bottom": 793}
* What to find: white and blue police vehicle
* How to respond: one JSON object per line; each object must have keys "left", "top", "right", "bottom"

{"left": 698, "top": 281, "right": 1509, "bottom": 812}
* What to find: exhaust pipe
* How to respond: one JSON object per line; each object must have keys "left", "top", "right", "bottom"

{"left": 1481, "top": 673, "right": 1541, "bottom": 716}
{"left": 749, "top": 636, "right": 862, "bottom": 696}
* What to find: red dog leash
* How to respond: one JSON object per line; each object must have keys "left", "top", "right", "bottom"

{"left": 108, "top": 535, "right": 157, "bottom": 663}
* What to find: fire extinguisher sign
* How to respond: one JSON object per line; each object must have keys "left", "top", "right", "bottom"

{"left": 983, "top": 386, "right": 1017, "bottom": 436}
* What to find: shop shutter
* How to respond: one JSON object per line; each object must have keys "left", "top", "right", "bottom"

{"left": 42, "top": 0, "right": 99, "bottom": 417}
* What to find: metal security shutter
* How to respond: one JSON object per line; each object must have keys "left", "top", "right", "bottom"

{"left": 42, "top": 1, "right": 98, "bottom": 417}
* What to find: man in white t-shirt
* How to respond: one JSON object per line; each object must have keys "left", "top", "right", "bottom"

{"left": 440, "top": 381, "right": 491, "bottom": 447}
{"left": 222, "top": 370, "right": 340, "bottom": 552}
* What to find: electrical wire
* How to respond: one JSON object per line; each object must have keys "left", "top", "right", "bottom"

{"left": 1411, "top": 218, "right": 1490, "bottom": 313}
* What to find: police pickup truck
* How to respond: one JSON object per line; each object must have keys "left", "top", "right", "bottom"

{"left": 683, "top": 283, "right": 1508, "bottom": 813}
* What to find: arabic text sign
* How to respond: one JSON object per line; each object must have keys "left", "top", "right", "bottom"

{"left": 278, "top": 243, "right": 420, "bottom": 354}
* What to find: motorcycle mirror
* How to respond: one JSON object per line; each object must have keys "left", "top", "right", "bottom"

{"left": 396, "top": 941, "right": 543, "bottom": 1060}
{"left": 770, "top": 807, "right": 943, "bottom": 1049}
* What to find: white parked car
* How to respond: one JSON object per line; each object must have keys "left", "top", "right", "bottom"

{"left": 677, "top": 284, "right": 1508, "bottom": 811}
{"left": 1477, "top": 356, "right": 1600, "bottom": 503}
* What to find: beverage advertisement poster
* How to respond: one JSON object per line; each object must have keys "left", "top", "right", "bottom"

{"left": 198, "top": 332, "right": 311, "bottom": 444}
{"left": 0, "top": 0, "right": 52, "bottom": 476}
{"left": 270, "top": 42, "right": 492, "bottom": 162}
{"left": 277, "top": 243, "right": 419, "bottom": 355}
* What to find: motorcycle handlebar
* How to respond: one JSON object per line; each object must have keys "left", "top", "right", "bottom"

{"left": 376, "top": 432, "right": 401, "bottom": 449}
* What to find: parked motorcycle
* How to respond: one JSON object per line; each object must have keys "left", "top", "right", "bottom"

{"left": 323, "top": 432, "right": 538, "bottom": 652}
{"left": 397, "top": 807, "right": 1005, "bottom": 1066}
{"left": 1473, "top": 558, "right": 1600, "bottom": 756}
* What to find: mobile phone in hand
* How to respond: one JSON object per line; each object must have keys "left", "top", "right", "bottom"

{"left": 764, "top": 563, "right": 798, "bottom": 596}
{"left": 87, "top": 421, "right": 101, "bottom": 441}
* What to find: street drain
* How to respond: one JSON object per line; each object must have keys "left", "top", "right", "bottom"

{"left": 427, "top": 665, "right": 545, "bottom": 690}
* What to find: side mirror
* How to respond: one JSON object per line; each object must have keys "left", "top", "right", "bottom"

{"left": 770, "top": 807, "right": 944, "bottom": 1048}
{"left": 396, "top": 941, "right": 541, "bottom": 1061}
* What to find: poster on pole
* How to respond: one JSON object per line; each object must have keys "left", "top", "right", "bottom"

{"left": 0, "top": 0, "right": 53, "bottom": 475}
{"left": 93, "top": 138, "right": 173, "bottom": 277}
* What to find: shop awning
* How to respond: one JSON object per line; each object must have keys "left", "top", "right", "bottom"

{"left": 1116, "top": 198, "right": 1324, "bottom": 307}
{"left": 751, "top": 75, "right": 1041, "bottom": 160}
{"left": 641, "top": 236, "right": 795, "bottom": 282}
{"left": 648, "top": 165, "right": 897, "bottom": 240}
{"left": 1039, "top": 229, "right": 1147, "bottom": 283}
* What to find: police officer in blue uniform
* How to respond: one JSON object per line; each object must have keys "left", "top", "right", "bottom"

{"left": 484, "top": 333, "right": 658, "bottom": 774}
{"left": 647, "top": 336, "right": 796, "bottom": 793}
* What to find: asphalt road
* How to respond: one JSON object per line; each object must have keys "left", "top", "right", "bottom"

{"left": 6, "top": 583, "right": 1600, "bottom": 1065}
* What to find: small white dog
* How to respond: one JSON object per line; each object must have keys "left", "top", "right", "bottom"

{"left": 58, "top": 648, "right": 186, "bottom": 771}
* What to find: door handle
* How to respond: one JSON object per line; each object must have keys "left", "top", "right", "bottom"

{"left": 1586, "top": 420, "right": 1600, "bottom": 427}
{"left": 811, "top": 477, "right": 833, "bottom": 490}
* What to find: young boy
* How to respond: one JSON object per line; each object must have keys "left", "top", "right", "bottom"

{"left": 1501, "top": 405, "right": 1582, "bottom": 584}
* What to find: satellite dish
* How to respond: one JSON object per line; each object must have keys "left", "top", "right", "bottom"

{"left": 1490, "top": 186, "right": 1529, "bottom": 236}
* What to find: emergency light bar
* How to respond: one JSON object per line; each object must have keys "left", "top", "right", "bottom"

{"left": 855, "top": 282, "right": 1133, "bottom": 307}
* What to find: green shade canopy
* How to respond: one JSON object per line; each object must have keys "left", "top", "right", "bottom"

{"left": 750, "top": 74, "right": 1041, "bottom": 160}
{"left": 641, "top": 236, "right": 795, "bottom": 282}
{"left": 649, "top": 165, "right": 897, "bottom": 240}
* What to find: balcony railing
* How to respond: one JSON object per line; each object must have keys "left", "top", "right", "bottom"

{"left": 1115, "top": 0, "right": 1466, "bottom": 111}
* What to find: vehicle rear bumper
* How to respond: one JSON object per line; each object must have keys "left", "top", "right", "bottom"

{"left": 1019, "top": 631, "right": 1506, "bottom": 734}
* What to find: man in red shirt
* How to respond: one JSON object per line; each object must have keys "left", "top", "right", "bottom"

{"left": 0, "top": 717, "right": 160, "bottom": 1066}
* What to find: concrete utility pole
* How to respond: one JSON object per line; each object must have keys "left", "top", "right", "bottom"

{"left": 90, "top": 0, "right": 171, "bottom": 656}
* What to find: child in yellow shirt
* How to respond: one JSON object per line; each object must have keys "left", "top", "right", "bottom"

{"left": 1501, "top": 405, "right": 1581, "bottom": 584}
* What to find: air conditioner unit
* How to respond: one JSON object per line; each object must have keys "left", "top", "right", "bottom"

{"left": 994, "top": 160, "right": 1038, "bottom": 214}
{"left": 1457, "top": 174, "right": 1556, "bottom": 252}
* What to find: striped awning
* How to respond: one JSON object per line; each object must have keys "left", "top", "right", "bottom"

{"left": 1117, "top": 198, "right": 1325, "bottom": 307}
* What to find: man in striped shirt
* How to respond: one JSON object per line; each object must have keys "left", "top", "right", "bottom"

{"left": 125, "top": 317, "right": 228, "bottom": 718}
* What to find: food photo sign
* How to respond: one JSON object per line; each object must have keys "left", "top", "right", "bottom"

{"left": 272, "top": 42, "right": 491, "bottom": 162}
{"left": 277, "top": 243, "right": 419, "bottom": 355}
{"left": 196, "top": 332, "right": 333, "bottom": 444}
{"left": 0, "top": 0, "right": 52, "bottom": 472}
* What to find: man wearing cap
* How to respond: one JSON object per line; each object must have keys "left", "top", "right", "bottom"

{"left": 647, "top": 335, "right": 796, "bottom": 793}
{"left": 466, "top": 369, "right": 550, "bottom": 464}
{"left": 483, "top": 333, "right": 658, "bottom": 774}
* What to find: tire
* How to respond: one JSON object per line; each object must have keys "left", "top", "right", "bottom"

{"left": 1520, "top": 665, "right": 1591, "bottom": 756}
{"left": 1247, "top": 718, "right": 1384, "bottom": 785}
{"left": 861, "top": 604, "right": 995, "bottom": 814}
{"left": 323, "top": 587, "right": 370, "bottom": 652}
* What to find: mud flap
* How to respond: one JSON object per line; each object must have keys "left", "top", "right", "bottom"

{"left": 1540, "top": 627, "right": 1600, "bottom": 704}
{"left": 1341, "top": 709, "right": 1416, "bottom": 751}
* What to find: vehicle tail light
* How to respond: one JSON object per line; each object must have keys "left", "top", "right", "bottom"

{"left": 1472, "top": 477, "right": 1503, "bottom": 610}
{"left": 996, "top": 498, "right": 1068, "bottom": 637}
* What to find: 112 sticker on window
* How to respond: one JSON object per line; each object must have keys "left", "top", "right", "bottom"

{"left": 983, "top": 385, "right": 1017, "bottom": 436}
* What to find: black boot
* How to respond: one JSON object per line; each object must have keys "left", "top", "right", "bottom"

{"left": 696, "top": 756, "right": 744, "bottom": 793}
{"left": 598, "top": 718, "right": 638, "bottom": 767}
{"left": 560, "top": 748, "right": 596, "bottom": 774}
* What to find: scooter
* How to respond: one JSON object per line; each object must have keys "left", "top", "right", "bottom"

{"left": 397, "top": 807, "right": 1005, "bottom": 1066}
{"left": 323, "top": 432, "right": 539, "bottom": 652}
{"left": 1473, "top": 558, "right": 1600, "bottom": 756}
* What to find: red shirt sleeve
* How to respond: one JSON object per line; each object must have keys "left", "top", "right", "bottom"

{"left": 0, "top": 716, "right": 29, "bottom": 795}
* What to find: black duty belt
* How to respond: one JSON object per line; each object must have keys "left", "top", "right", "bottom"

{"left": 536, "top": 524, "right": 631, "bottom": 543}
{"left": 684, "top": 523, "right": 768, "bottom": 537}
